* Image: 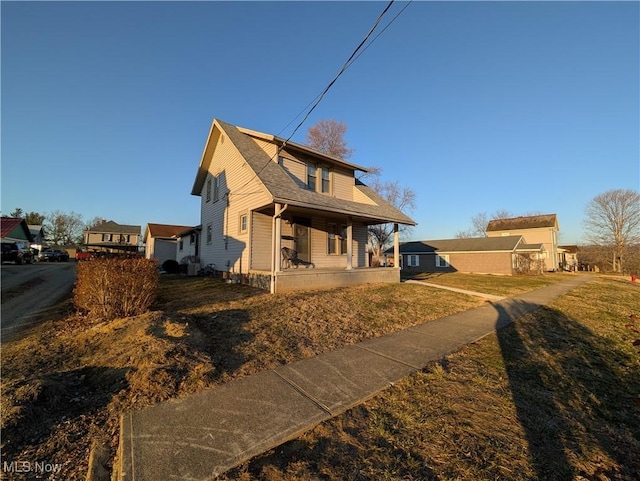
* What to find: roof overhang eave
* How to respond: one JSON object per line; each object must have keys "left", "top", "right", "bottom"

{"left": 271, "top": 197, "right": 416, "bottom": 226}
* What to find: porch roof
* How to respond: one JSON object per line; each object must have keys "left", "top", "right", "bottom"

{"left": 193, "top": 119, "right": 416, "bottom": 226}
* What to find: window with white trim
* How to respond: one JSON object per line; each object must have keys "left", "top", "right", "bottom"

{"left": 407, "top": 255, "right": 419, "bottom": 267}
{"left": 102, "top": 233, "right": 112, "bottom": 242}
{"left": 206, "top": 224, "right": 213, "bottom": 244}
{"left": 436, "top": 254, "right": 450, "bottom": 268}
{"left": 213, "top": 175, "right": 220, "bottom": 202}
{"left": 239, "top": 213, "right": 248, "bottom": 233}
{"left": 327, "top": 223, "right": 347, "bottom": 255}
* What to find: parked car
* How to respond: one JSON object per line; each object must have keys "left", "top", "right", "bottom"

{"left": 75, "top": 249, "right": 94, "bottom": 261}
{"left": 39, "top": 248, "right": 70, "bottom": 262}
{"left": 1, "top": 242, "right": 33, "bottom": 264}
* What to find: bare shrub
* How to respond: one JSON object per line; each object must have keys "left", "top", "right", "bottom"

{"left": 74, "top": 258, "right": 159, "bottom": 319}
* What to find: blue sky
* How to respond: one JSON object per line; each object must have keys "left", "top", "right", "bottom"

{"left": 2, "top": 1, "right": 638, "bottom": 245}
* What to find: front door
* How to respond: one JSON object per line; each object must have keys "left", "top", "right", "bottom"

{"left": 293, "top": 222, "right": 311, "bottom": 263}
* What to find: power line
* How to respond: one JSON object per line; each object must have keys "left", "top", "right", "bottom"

{"left": 278, "top": 0, "right": 396, "bottom": 147}
{"left": 231, "top": 0, "right": 409, "bottom": 199}
{"left": 276, "top": 1, "right": 412, "bottom": 138}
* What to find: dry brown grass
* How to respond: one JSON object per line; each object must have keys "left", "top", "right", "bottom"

{"left": 4, "top": 274, "right": 636, "bottom": 481}
{"left": 0, "top": 278, "right": 483, "bottom": 480}
{"left": 220, "top": 276, "right": 640, "bottom": 481}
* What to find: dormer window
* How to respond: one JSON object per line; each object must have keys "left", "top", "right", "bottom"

{"left": 307, "top": 164, "right": 331, "bottom": 193}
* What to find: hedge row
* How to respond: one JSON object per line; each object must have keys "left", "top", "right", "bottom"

{"left": 74, "top": 258, "right": 159, "bottom": 320}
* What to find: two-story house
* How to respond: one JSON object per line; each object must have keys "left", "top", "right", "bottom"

{"left": 83, "top": 220, "right": 142, "bottom": 255}
{"left": 486, "top": 214, "right": 559, "bottom": 271}
{"left": 191, "top": 119, "right": 416, "bottom": 293}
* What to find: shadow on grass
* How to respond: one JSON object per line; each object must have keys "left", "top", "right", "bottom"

{"left": 2, "top": 366, "right": 129, "bottom": 458}
{"left": 149, "top": 308, "right": 254, "bottom": 382}
{"left": 494, "top": 303, "right": 640, "bottom": 480}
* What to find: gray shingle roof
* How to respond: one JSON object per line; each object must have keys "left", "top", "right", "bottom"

{"left": 86, "top": 221, "right": 141, "bottom": 235}
{"left": 196, "top": 119, "right": 415, "bottom": 225}
{"left": 486, "top": 214, "right": 558, "bottom": 232}
{"left": 391, "top": 236, "right": 525, "bottom": 254}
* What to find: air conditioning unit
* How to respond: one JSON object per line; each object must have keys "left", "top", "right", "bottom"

{"left": 187, "top": 263, "right": 200, "bottom": 276}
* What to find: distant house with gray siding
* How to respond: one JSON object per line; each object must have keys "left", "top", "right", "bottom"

{"left": 390, "top": 236, "right": 546, "bottom": 276}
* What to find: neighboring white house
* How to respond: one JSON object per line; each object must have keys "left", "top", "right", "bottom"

{"left": 144, "top": 223, "right": 193, "bottom": 265}
{"left": 175, "top": 225, "right": 201, "bottom": 263}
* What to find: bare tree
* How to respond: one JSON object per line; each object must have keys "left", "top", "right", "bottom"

{"left": 456, "top": 212, "right": 490, "bottom": 238}
{"left": 45, "top": 211, "right": 85, "bottom": 245}
{"left": 368, "top": 179, "right": 416, "bottom": 262}
{"left": 584, "top": 189, "right": 640, "bottom": 273}
{"left": 305, "top": 119, "right": 354, "bottom": 159}
{"left": 456, "top": 210, "right": 513, "bottom": 238}
{"left": 304, "top": 119, "right": 416, "bottom": 263}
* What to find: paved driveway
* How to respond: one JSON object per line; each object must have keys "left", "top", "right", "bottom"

{"left": 1, "top": 261, "right": 76, "bottom": 342}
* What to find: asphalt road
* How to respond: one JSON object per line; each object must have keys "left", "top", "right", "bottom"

{"left": 1, "top": 261, "right": 76, "bottom": 342}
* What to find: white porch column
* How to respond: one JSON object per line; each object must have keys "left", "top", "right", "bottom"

{"left": 275, "top": 209, "right": 283, "bottom": 273}
{"left": 393, "top": 223, "right": 400, "bottom": 269}
{"left": 270, "top": 203, "right": 287, "bottom": 294}
{"left": 346, "top": 218, "right": 353, "bottom": 270}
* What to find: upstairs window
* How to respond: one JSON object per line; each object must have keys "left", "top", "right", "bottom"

{"left": 206, "top": 224, "right": 213, "bottom": 244}
{"left": 213, "top": 175, "right": 220, "bottom": 202}
{"left": 307, "top": 164, "right": 317, "bottom": 190}
{"left": 206, "top": 178, "right": 212, "bottom": 202}
{"left": 102, "top": 233, "right": 112, "bottom": 242}
{"left": 321, "top": 167, "right": 331, "bottom": 194}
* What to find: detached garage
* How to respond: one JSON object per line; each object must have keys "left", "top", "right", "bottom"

{"left": 390, "top": 236, "right": 545, "bottom": 276}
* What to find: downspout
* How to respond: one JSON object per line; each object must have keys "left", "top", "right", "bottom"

{"left": 270, "top": 203, "right": 289, "bottom": 294}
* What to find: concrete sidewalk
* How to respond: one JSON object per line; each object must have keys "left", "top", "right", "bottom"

{"left": 116, "top": 275, "right": 593, "bottom": 481}
{"left": 404, "top": 278, "right": 507, "bottom": 301}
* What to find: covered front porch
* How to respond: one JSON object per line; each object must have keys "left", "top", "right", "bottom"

{"left": 266, "top": 266, "right": 400, "bottom": 294}
{"left": 249, "top": 203, "right": 403, "bottom": 294}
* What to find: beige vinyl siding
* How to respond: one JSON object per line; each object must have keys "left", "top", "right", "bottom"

{"left": 332, "top": 167, "right": 354, "bottom": 201}
{"left": 353, "top": 187, "right": 378, "bottom": 205}
{"left": 278, "top": 156, "right": 307, "bottom": 188}
{"left": 353, "top": 224, "right": 368, "bottom": 266}
{"left": 403, "top": 252, "right": 514, "bottom": 275}
{"left": 250, "top": 211, "right": 272, "bottom": 271}
{"left": 249, "top": 137, "right": 279, "bottom": 159}
{"left": 310, "top": 217, "right": 347, "bottom": 269}
{"left": 487, "top": 227, "right": 557, "bottom": 270}
{"left": 84, "top": 232, "right": 139, "bottom": 244}
{"left": 199, "top": 133, "right": 271, "bottom": 272}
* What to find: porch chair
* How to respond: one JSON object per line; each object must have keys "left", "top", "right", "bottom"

{"left": 281, "top": 247, "right": 315, "bottom": 269}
